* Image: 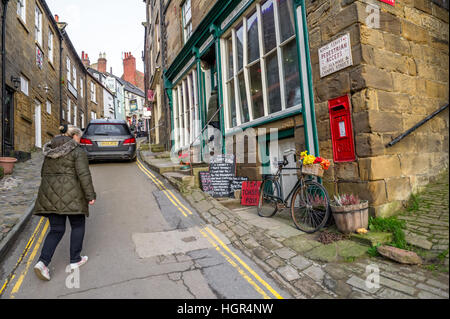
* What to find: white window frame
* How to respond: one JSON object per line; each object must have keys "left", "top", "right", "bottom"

{"left": 81, "top": 112, "right": 85, "bottom": 128}
{"left": 48, "top": 28, "right": 54, "bottom": 64}
{"left": 221, "top": 0, "right": 301, "bottom": 132}
{"left": 20, "top": 75, "right": 29, "bottom": 96}
{"left": 73, "top": 105, "right": 77, "bottom": 126}
{"left": 35, "top": 5, "right": 43, "bottom": 46}
{"left": 173, "top": 68, "right": 199, "bottom": 150}
{"left": 91, "top": 82, "right": 97, "bottom": 103}
{"left": 46, "top": 100, "right": 51, "bottom": 114}
{"left": 17, "top": 0, "right": 26, "bottom": 23}
{"left": 182, "top": 0, "right": 192, "bottom": 44}
{"left": 80, "top": 78, "right": 84, "bottom": 97}
{"left": 72, "top": 66, "right": 77, "bottom": 87}
{"left": 67, "top": 98, "right": 71, "bottom": 123}
{"left": 66, "top": 57, "right": 71, "bottom": 83}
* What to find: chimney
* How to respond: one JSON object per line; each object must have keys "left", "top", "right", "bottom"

{"left": 82, "top": 51, "right": 90, "bottom": 68}
{"left": 98, "top": 52, "right": 107, "bottom": 74}
{"left": 123, "top": 52, "right": 137, "bottom": 86}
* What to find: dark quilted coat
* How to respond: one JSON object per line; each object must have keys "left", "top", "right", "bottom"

{"left": 33, "top": 136, "right": 96, "bottom": 217}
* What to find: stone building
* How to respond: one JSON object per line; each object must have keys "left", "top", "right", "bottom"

{"left": 144, "top": 0, "right": 169, "bottom": 148}
{"left": 2, "top": 0, "right": 62, "bottom": 153}
{"left": 151, "top": 0, "right": 449, "bottom": 217}
{"left": 58, "top": 19, "right": 89, "bottom": 130}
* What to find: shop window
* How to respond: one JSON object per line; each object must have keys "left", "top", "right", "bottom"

{"left": 222, "top": 0, "right": 302, "bottom": 130}
{"left": 173, "top": 68, "right": 199, "bottom": 150}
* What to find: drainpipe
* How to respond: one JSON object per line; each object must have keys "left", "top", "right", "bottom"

{"left": 59, "top": 32, "right": 65, "bottom": 125}
{"left": 160, "top": 0, "right": 169, "bottom": 151}
{"left": 1, "top": 0, "right": 10, "bottom": 156}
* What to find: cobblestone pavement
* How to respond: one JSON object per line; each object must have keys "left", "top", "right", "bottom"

{"left": 0, "top": 151, "right": 43, "bottom": 244}
{"left": 398, "top": 170, "right": 449, "bottom": 268}
{"left": 141, "top": 152, "right": 449, "bottom": 299}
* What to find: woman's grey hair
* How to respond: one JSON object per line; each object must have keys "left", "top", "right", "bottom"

{"left": 59, "top": 125, "right": 82, "bottom": 137}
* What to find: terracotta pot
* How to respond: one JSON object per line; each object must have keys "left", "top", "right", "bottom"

{"left": 0, "top": 157, "right": 18, "bottom": 175}
{"left": 331, "top": 200, "right": 369, "bottom": 234}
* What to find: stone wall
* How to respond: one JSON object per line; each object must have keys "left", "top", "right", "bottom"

{"left": 5, "top": 0, "right": 61, "bottom": 152}
{"left": 306, "top": 0, "right": 449, "bottom": 216}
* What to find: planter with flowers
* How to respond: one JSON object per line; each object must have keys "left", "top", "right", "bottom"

{"left": 299, "top": 151, "right": 331, "bottom": 178}
{"left": 331, "top": 194, "right": 369, "bottom": 234}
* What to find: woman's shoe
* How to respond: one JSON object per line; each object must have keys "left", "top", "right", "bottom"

{"left": 34, "top": 261, "right": 51, "bottom": 281}
{"left": 70, "top": 256, "right": 88, "bottom": 269}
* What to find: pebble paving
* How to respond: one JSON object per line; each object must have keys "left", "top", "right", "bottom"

{"left": 0, "top": 151, "right": 43, "bottom": 243}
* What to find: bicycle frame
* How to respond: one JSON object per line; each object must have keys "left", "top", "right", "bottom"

{"left": 263, "top": 166, "right": 305, "bottom": 208}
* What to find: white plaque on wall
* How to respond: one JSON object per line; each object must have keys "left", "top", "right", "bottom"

{"left": 318, "top": 33, "right": 353, "bottom": 78}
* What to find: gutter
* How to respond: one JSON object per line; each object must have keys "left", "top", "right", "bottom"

{"left": 1, "top": 0, "right": 10, "bottom": 156}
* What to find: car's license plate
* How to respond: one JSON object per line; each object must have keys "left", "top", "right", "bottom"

{"left": 99, "top": 141, "right": 118, "bottom": 147}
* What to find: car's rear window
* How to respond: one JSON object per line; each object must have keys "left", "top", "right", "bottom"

{"left": 86, "top": 124, "right": 130, "bottom": 136}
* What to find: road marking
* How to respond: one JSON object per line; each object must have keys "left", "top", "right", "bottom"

{"left": 0, "top": 217, "right": 45, "bottom": 297}
{"left": 204, "top": 226, "right": 284, "bottom": 300}
{"left": 199, "top": 229, "right": 271, "bottom": 299}
{"left": 10, "top": 220, "right": 49, "bottom": 298}
{"left": 137, "top": 155, "right": 284, "bottom": 300}
{"left": 136, "top": 161, "right": 188, "bottom": 217}
{"left": 136, "top": 158, "right": 193, "bottom": 215}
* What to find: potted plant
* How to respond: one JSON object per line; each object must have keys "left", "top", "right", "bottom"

{"left": 0, "top": 156, "right": 18, "bottom": 175}
{"left": 331, "top": 194, "right": 369, "bottom": 234}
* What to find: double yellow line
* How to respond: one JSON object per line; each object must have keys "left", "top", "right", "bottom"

{"left": 136, "top": 157, "right": 283, "bottom": 299}
{"left": 0, "top": 217, "right": 49, "bottom": 298}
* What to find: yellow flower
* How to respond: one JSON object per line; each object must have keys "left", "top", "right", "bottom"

{"left": 303, "top": 154, "right": 316, "bottom": 165}
{"left": 300, "top": 150, "right": 308, "bottom": 157}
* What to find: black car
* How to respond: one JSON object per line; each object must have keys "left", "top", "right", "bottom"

{"left": 80, "top": 119, "right": 137, "bottom": 161}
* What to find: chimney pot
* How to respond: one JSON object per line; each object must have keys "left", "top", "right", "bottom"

{"left": 55, "top": 14, "right": 59, "bottom": 22}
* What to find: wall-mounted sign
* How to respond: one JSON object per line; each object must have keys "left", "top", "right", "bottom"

{"left": 319, "top": 33, "right": 353, "bottom": 78}
{"left": 147, "top": 90, "right": 154, "bottom": 102}
{"left": 380, "top": 0, "right": 395, "bottom": 5}
{"left": 130, "top": 99, "right": 138, "bottom": 112}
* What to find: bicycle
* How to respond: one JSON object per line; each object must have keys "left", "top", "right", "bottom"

{"left": 257, "top": 149, "right": 331, "bottom": 233}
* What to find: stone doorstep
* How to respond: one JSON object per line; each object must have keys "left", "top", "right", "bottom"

{"left": 350, "top": 231, "right": 393, "bottom": 247}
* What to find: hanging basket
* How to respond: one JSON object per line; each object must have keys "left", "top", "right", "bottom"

{"left": 331, "top": 200, "right": 369, "bottom": 234}
{"left": 301, "top": 163, "right": 324, "bottom": 177}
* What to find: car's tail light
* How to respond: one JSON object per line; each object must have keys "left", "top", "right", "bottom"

{"left": 80, "top": 138, "right": 93, "bottom": 145}
{"left": 123, "top": 137, "right": 136, "bottom": 146}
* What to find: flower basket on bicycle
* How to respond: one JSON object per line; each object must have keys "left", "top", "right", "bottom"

{"left": 301, "top": 163, "right": 324, "bottom": 178}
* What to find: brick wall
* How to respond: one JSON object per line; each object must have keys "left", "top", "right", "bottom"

{"left": 307, "top": 0, "right": 449, "bottom": 217}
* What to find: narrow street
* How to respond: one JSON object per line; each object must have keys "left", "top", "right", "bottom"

{"left": 0, "top": 158, "right": 290, "bottom": 299}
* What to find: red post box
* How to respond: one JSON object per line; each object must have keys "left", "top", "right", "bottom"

{"left": 328, "top": 95, "right": 356, "bottom": 162}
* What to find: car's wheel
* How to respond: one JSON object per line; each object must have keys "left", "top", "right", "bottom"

{"left": 130, "top": 156, "right": 137, "bottom": 162}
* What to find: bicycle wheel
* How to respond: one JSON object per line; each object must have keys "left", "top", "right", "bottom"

{"left": 290, "top": 180, "right": 330, "bottom": 233}
{"left": 257, "top": 179, "right": 281, "bottom": 218}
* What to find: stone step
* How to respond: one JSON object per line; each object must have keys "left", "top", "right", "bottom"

{"left": 163, "top": 171, "right": 195, "bottom": 188}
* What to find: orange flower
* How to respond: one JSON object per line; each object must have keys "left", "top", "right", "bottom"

{"left": 320, "top": 159, "right": 330, "bottom": 170}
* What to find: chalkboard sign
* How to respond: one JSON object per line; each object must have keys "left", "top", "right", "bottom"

{"left": 230, "top": 176, "right": 249, "bottom": 192}
{"left": 208, "top": 154, "right": 236, "bottom": 198}
{"left": 199, "top": 171, "right": 214, "bottom": 197}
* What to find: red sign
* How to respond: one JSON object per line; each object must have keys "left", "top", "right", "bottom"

{"left": 147, "top": 90, "right": 154, "bottom": 101}
{"left": 241, "top": 181, "right": 262, "bottom": 206}
{"left": 380, "top": 0, "right": 394, "bottom": 5}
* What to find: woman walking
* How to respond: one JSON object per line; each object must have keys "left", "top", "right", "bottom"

{"left": 33, "top": 125, "right": 96, "bottom": 281}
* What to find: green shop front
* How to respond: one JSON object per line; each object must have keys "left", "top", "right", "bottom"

{"left": 164, "top": 0, "right": 319, "bottom": 195}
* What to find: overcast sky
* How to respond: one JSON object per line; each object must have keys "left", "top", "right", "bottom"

{"left": 46, "top": 0, "right": 146, "bottom": 77}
